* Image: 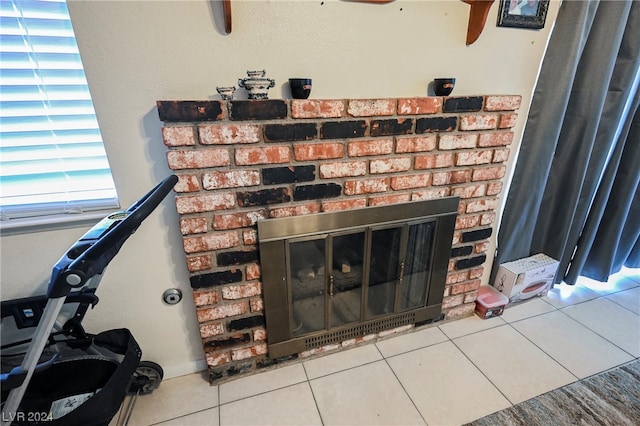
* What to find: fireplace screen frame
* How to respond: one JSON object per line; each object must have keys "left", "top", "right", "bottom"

{"left": 258, "top": 197, "right": 459, "bottom": 358}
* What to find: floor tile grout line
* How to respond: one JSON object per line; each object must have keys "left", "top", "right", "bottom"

{"left": 558, "top": 296, "right": 640, "bottom": 358}
{"left": 139, "top": 278, "right": 640, "bottom": 425}
{"left": 301, "top": 360, "right": 327, "bottom": 426}
{"left": 447, "top": 330, "right": 517, "bottom": 407}
{"left": 381, "top": 353, "right": 429, "bottom": 426}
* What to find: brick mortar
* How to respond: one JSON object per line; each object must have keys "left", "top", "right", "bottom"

{"left": 158, "top": 95, "right": 521, "bottom": 383}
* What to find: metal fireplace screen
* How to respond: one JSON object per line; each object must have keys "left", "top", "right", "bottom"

{"left": 258, "top": 197, "right": 459, "bottom": 358}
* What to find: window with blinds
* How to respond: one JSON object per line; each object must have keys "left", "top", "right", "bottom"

{"left": 0, "top": 0, "right": 119, "bottom": 225}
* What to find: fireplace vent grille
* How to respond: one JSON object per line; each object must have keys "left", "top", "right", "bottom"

{"left": 304, "top": 312, "right": 416, "bottom": 349}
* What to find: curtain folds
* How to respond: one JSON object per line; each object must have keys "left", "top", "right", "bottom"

{"left": 494, "top": 0, "right": 640, "bottom": 285}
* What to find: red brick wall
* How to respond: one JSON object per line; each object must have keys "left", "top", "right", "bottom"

{"left": 158, "top": 95, "right": 521, "bottom": 382}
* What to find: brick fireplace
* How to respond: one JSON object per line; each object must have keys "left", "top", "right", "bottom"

{"left": 157, "top": 95, "right": 521, "bottom": 383}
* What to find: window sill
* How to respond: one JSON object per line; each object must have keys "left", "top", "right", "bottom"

{"left": 0, "top": 211, "right": 115, "bottom": 236}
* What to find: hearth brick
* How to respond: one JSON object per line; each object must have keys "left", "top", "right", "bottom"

{"left": 439, "top": 134, "right": 478, "bottom": 150}
{"left": 369, "top": 193, "right": 411, "bottom": 206}
{"left": 459, "top": 114, "right": 499, "bottom": 130}
{"left": 466, "top": 198, "right": 498, "bottom": 213}
{"left": 443, "top": 96, "right": 484, "bottom": 113}
{"left": 451, "top": 184, "right": 486, "bottom": 199}
{"left": 415, "top": 116, "right": 457, "bottom": 133}
{"left": 158, "top": 95, "right": 522, "bottom": 384}
{"left": 198, "top": 124, "right": 261, "bottom": 145}
{"left": 344, "top": 178, "right": 389, "bottom": 195}
{"left": 180, "top": 217, "right": 208, "bottom": 235}
{"left": 411, "top": 187, "right": 450, "bottom": 200}
{"left": 321, "top": 198, "right": 368, "bottom": 211}
{"left": 167, "top": 148, "right": 230, "bottom": 170}
{"left": 432, "top": 170, "right": 471, "bottom": 185}
{"left": 264, "top": 123, "right": 317, "bottom": 142}
{"left": 237, "top": 188, "right": 291, "bottom": 207}
{"left": 481, "top": 212, "right": 497, "bottom": 225}
{"left": 175, "top": 193, "right": 236, "bottom": 214}
{"left": 204, "top": 333, "right": 251, "bottom": 350}
{"left": 493, "top": 148, "right": 510, "bottom": 163}
{"left": 390, "top": 173, "right": 431, "bottom": 190}
{"left": 370, "top": 118, "right": 414, "bottom": 136}
{"left": 190, "top": 269, "right": 243, "bottom": 289}
{"left": 486, "top": 181, "right": 504, "bottom": 196}
{"left": 229, "top": 100, "right": 287, "bottom": 120}
{"left": 213, "top": 210, "right": 269, "bottom": 230}
{"left": 478, "top": 132, "right": 514, "bottom": 147}
{"left": 398, "top": 97, "right": 442, "bottom": 115}
{"left": 242, "top": 230, "right": 257, "bottom": 245}
{"left": 203, "top": 170, "right": 260, "bottom": 190}
{"left": 347, "top": 99, "right": 396, "bottom": 116}
{"left": 269, "top": 203, "right": 321, "bottom": 218}
{"left": 200, "top": 322, "right": 225, "bottom": 339}
{"left": 294, "top": 142, "right": 344, "bottom": 161}
{"left": 321, "top": 120, "right": 367, "bottom": 139}
{"left": 484, "top": 95, "right": 522, "bottom": 111}
{"left": 221, "top": 282, "right": 262, "bottom": 300}
{"left": 175, "top": 174, "right": 201, "bottom": 193}
{"left": 262, "top": 165, "right": 316, "bottom": 184}
{"left": 370, "top": 157, "right": 412, "bottom": 174}
{"left": 187, "top": 255, "right": 213, "bottom": 272}
{"left": 446, "top": 270, "right": 469, "bottom": 284}
{"left": 197, "top": 301, "right": 248, "bottom": 322}
{"left": 348, "top": 138, "right": 394, "bottom": 157}
{"left": 415, "top": 153, "right": 455, "bottom": 169}
{"left": 235, "top": 146, "right": 291, "bottom": 166}
{"left": 395, "top": 135, "right": 437, "bottom": 153}
{"left": 246, "top": 263, "right": 260, "bottom": 280}
{"left": 162, "top": 126, "right": 196, "bottom": 146}
{"left": 451, "top": 245, "right": 473, "bottom": 257}
{"left": 293, "top": 183, "right": 342, "bottom": 200}
{"left": 227, "top": 315, "right": 265, "bottom": 331}
{"left": 291, "top": 99, "right": 345, "bottom": 118}
{"left": 157, "top": 100, "right": 224, "bottom": 122}
{"left": 206, "top": 352, "right": 231, "bottom": 367}
{"left": 461, "top": 227, "right": 493, "bottom": 242}
{"left": 472, "top": 166, "right": 506, "bottom": 181}
{"left": 217, "top": 250, "right": 259, "bottom": 266}
{"left": 231, "top": 343, "right": 268, "bottom": 361}
{"left": 193, "top": 290, "right": 220, "bottom": 307}
{"left": 456, "top": 150, "right": 493, "bottom": 166}
{"left": 319, "top": 161, "right": 367, "bottom": 178}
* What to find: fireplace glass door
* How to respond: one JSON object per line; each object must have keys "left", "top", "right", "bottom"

{"left": 286, "top": 220, "right": 435, "bottom": 338}
{"left": 258, "top": 197, "right": 459, "bottom": 358}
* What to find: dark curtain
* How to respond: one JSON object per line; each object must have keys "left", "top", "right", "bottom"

{"left": 494, "top": 0, "right": 640, "bottom": 285}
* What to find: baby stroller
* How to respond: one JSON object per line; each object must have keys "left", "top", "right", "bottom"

{"left": 1, "top": 175, "right": 178, "bottom": 426}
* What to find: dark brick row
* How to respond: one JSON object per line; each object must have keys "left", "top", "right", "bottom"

{"left": 217, "top": 250, "right": 259, "bottom": 266}
{"left": 264, "top": 123, "right": 317, "bottom": 142}
{"left": 262, "top": 166, "right": 316, "bottom": 184}
{"left": 157, "top": 101, "right": 223, "bottom": 122}
{"left": 370, "top": 119, "right": 413, "bottom": 136}
{"left": 237, "top": 187, "right": 291, "bottom": 207}
{"left": 456, "top": 254, "right": 487, "bottom": 270}
{"left": 190, "top": 269, "right": 243, "bottom": 289}
{"left": 293, "top": 183, "right": 342, "bottom": 201}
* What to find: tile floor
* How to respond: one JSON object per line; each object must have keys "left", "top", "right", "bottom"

{"left": 120, "top": 268, "right": 640, "bottom": 426}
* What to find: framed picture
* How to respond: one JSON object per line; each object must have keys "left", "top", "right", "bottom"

{"left": 497, "top": 0, "right": 550, "bottom": 29}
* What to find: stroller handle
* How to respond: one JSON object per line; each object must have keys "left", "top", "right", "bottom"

{"left": 48, "top": 175, "right": 178, "bottom": 298}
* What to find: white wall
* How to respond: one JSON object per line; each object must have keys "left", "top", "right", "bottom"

{"left": 0, "top": 0, "right": 560, "bottom": 379}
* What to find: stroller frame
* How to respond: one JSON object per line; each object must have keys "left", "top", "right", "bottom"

{"left": 1, "top": 175, "right": 177, "bottom": 426}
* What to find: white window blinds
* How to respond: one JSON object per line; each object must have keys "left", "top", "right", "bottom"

{"left": 0, "top": 0, "right": 118, "bottom": 222}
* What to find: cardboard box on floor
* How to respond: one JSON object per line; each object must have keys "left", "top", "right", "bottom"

{"left": 493, "top": 253, "right": 559, "bottom": 306}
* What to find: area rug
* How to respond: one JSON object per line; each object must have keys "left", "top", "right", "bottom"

{"left": 466, "top": 359, "right": 640, "bottom": 426}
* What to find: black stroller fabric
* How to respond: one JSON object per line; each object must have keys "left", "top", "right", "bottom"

{"left": 11, "top": 328, "right": 141, "bottom": 425}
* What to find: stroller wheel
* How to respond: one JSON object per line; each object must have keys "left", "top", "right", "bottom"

{"left": 131, "top": 360, "right": 164, "bottom": 395}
